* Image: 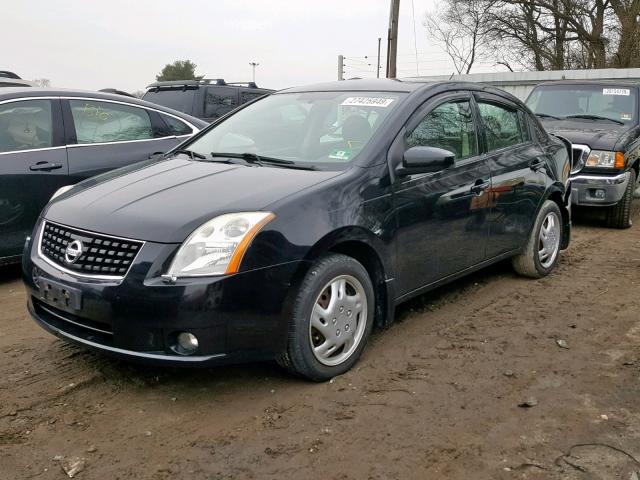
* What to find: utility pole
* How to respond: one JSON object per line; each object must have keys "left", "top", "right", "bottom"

{"left": 249, "top": 62, "right": 259, "bottom": 83}
{"left": 386, "top": 0, "right": 400, "bottom": 78}
{"left": 338, "top": 55, "right": 344, "bottom": 80}
{"left": 377, "top": 37, "right": 382, "bottom": 78}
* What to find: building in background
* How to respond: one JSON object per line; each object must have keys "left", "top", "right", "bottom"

{"left": 407, "top": 68, "right": 640, "bottom": 100}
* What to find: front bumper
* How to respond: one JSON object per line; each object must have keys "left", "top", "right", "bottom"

{"left": 570, "top": 171, "right": 631, "bottom": 207}
{"left": 23, "top": 227, "right": 306, "bottom": 366}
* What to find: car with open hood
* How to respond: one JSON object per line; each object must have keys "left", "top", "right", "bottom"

{"left": 526, "top": 80, "right": 640, "bottom": 228}
{"left": 22, "top": 79, "right": 571, "bottom": 381}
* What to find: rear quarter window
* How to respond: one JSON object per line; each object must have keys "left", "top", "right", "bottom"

{"left": 143, "top": 89, "right": 196, "bottom": 115}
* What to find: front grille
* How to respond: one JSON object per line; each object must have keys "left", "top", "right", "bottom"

{"left": 39, "top": 221, "right": 143, "bottom": 277}
{"left": 571, "top": 144, "right": 590, "bottom": 174}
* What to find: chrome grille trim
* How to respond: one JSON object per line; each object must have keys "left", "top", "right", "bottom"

{"left": 571, "top": 144, "right": 590, "bottom": 175}
{"left": 37, "top": 221, "right": 145, "bottom": 280}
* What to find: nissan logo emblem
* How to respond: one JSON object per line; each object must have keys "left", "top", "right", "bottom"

{"left": 64, "top": 240, "right": 84, "bottom": 264}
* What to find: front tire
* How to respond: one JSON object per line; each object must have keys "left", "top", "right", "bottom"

{"left": 606, "top": 169, "right": 635, "bottom": 229}
{"left": 512, "top": 200, "right": 562, "bottom": 279}
{"left": 277, "top": 254, "right": 375, "bottom": 381}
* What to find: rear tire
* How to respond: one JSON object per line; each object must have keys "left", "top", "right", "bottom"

{"left": 605, "top": 170, "right": 635, "bottom": 229}
{"left": 512, "top": 200, "right": 562, "bottom": 279}
{"left": 277, "top": 254, "right": 375, "bottom": 382}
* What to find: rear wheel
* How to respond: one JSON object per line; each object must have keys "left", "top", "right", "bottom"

{"left": 606, "top": 169, "right": 636, "bottom": 229}
{"left": 277, "top": 254, "right": 374, "bottom": 381}
{"left": 512, "top": 200, "right": 562, "bottom": 278}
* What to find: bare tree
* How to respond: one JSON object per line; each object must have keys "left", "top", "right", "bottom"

{"left": 32, "top": 78, "right": 51, "bottom": 87}
{"left": 425, "top": 0, "right": 498, "bottom": 74}
{"left": 425, "top": 0, "right": 640, "bottom": 73}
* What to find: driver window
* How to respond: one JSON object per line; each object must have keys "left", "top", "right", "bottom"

{"left": 0, "top": 100, "right": 53, "bottom": 153}
{"left": 477, "top": 101, "right": 524, "bottom": 151}
{"left": 407, "top": 100, "right": 478, "bottom": 159}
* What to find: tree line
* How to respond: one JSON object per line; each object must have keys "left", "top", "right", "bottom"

{"left": 425, "top": 0, "right": 640, "bottom": 74}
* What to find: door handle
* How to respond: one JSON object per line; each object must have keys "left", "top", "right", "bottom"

{"left": 29, "top": 162, "right": 62, "bottom": 172}
{"left": 529, "top": 158, "right": 546, "bottom": 171}
{"left": 470, "top": 179, "right": 490, "bottom": 196}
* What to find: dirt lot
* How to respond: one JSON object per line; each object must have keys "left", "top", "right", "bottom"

{"left": 1, "top": 206, "right": 640, "bottom": 480}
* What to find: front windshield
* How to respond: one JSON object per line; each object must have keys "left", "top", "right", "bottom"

{"left": 187, "top": 91, "right": 406, "bottom": 169}
{"left": 526, "top": 85, "right": 638, "bottom": 125}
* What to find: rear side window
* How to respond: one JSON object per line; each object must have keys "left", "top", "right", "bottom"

{"left": 0, "top": 99, "right": 53, "bottom": 153}
{"left": 477, "top": 102, "right": 525, "bottom": 151}
{"left": 240, "top": 90, "right": 268, "bottom": 104}
{"left": 143, "top": 89, "right": 196, "bottom": 115}
{"left": 205, "top": 87, "right": 238, "bottom": 119}
{"left": 161, "top": 114, "right": 193, "bottom": 136}
{"left": 69, "top": 100, "right": 153, "bottom": 144}
{"left": 407, "top": 100, "right": 478, "bottom": 160}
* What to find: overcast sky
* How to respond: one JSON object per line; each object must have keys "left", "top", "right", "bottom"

{"left": 3, "top": 0, "right": 501, "bottom": 93}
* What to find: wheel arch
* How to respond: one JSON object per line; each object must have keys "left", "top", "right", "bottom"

{"left": 543, "top": 182, "right": 571, "bottom": 250}
{"left": 291, "top": 227, "right": 394, "bottom": 329}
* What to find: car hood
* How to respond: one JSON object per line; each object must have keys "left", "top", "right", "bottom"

{"left": 44, "top": 157, "right": 342, "bottom": 243}
{"left": 539, "top": 118, "right": 633, "bottom": 151}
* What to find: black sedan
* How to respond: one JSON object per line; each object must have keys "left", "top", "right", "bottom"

{"left": 22, "top": 79, "right": 571, "bottom": 381}
{"left": 0, "top": 88, "right": 207, "bottom": 265}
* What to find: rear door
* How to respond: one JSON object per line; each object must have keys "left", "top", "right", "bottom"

{"left": 473, "top": 93, "right": 546, "bottom": 256}
{"left": 63, "top": 98, "right": 183, "bottom": 182}
{"left": 0, "top": 98, "right": 68, "bottom": 258}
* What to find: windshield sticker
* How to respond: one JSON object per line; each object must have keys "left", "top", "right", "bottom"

{"left": 621, "top": 113, "right": 632, "bottom": 121}
{"left": 329, "top": 149, "right": 352, "bottom": 161}
{"left": 341, "top": 97, "right": 394, "bottom": 108}
{"left": 603, "top": 88, "right": 630, "bottom": 96}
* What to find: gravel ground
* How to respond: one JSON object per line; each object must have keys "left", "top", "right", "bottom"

{"left": 1, "top": 205, "right": 639, "bottom": 480}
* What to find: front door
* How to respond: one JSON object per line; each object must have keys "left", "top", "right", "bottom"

{"left": 392, "top": 93, "right": 492, "bottom": 296}
{"left": 0, "top": 98, "right": 69, "bottom": 258}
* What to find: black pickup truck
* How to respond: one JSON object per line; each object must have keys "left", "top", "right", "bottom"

{"left": 526, "top": 80, "right": 640, "bottom": 228}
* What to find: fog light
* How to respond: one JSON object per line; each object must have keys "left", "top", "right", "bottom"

{"left": 594, "top": 189, "right": 606, "bottom": 199}
{"left": 171, "top": 332, "right": 199, "bottom": 355}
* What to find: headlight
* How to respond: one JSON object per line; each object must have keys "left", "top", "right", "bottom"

{"left": 585, "top": 150, "right": 625, "bottom": 169}
{"left": 167, "top": 212, "right": 275, "bottom": 277}
{"left": 50, "top": 185, "right": 74, "bottom": 201}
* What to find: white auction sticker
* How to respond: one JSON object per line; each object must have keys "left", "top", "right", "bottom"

{"left": 603, "top": 88, "right": 630, "bottom": 96}
{"left": 341, "top": 97, "right": 395, "bottom": 107}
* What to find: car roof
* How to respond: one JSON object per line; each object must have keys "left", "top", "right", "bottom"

{"left": 0, "top": 87, "right": 208, "bottom": 127}
{"left": 536, "top": 79, "right": 640, "bottom": 88}
{"left": 278, "top": 78, "right": 524, "bottom": 103}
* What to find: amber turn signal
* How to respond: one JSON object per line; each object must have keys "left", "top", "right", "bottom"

{"left": 615, "top": 152, "right": 625, "bottom": 169}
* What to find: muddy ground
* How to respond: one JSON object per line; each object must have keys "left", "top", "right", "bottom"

{"left": 1, "top": 206, "right": 640, "bottom": 480}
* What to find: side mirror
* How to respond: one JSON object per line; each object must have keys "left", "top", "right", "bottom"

{"left": 396, "top": 146, "right": 455, "bottom": 176}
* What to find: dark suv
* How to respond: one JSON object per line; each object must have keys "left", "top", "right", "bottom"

{"left": 0, "top": 71, "right": 34, "bottom": 88}
{"left": 142, "top": 79, "right": 273, "bottom": 122}
{"left": 526, "top": 81, "right": 640, "bottom": 228}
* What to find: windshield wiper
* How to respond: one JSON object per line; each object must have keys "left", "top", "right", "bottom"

{"left": 535, "top": 112, "right": 562, "bottom": 120}
{"left": 565, "top": 114, "right": 624, "bottom": 125}
{"left": 209, "top": 152, "right": 317, "bottom": 170}
{"left": 169, "top": 149, "right": 207, "bottom": 160}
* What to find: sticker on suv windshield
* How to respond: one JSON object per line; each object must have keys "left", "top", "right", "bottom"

{"left": 341, "top": 97, "right": 394, "bottom": 107}
{"left": 329, "top": 149, "right": 352, "bottom": 160}
{"left": 603, "top": 88, "right": 630, "bottom": 96}
{"left": 621, "top": 113, "right": 632, "bottom": 121}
